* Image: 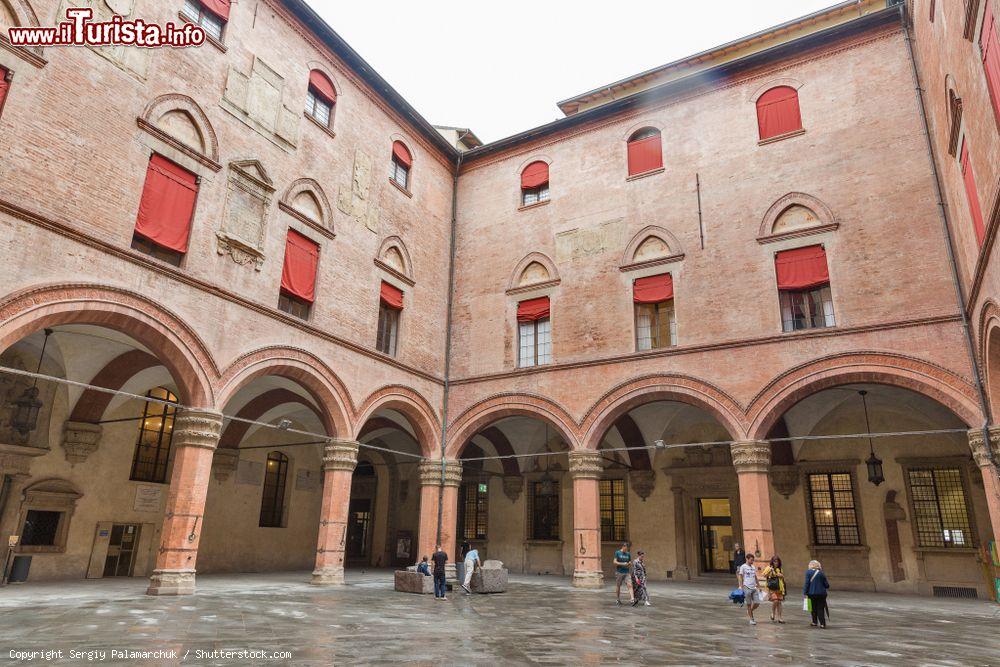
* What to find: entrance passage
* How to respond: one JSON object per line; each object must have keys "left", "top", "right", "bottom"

{"left": 698, "top": 498, "right": 733, "bottom": 574}
{"left": 346, "top": 498, "right": 372, "bottom": 562}
{"left": 102, "top": 524, "right": 141, "bottom": 577}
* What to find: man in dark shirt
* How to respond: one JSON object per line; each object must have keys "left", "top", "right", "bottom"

{"left": 431, "top": 545, "right": 448, "bottom": 600}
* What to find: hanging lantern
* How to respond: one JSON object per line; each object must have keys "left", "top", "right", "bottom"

{"left": 858, "top": 390, "right": 884, "bottom": 486}
{"left": 10, "top": 329, "right": 53, "bottom": 436}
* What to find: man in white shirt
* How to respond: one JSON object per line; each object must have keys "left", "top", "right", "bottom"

{"left": 736, "top": 553, "right": 761, "bottom": 625}
{"left": 461, "top": 546, "right": 481, "bottom": 594}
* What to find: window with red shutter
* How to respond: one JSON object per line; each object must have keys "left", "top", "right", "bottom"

{"left": 960, "top": 139, "right": 986, "bottom": 246}
{"left": 774, "top": 245, "right": 835, "bottom": 331}
{"left": 0, "top": 67, "right": 10, "bottom": 119}
{"left": 132, "top": 154, "right": 198, "bottom": 266}
{"left": 306, "top": 70, "right": 336, "bottom": 128}
{"left": 181, "top": 0, "right": 227, "bottom": 41}
{"left": 278, "top": 229, "right": 320, "bottom": 319}
{"left": 521, "top": 161, "right": 550, "bottom": 206}
{"left": 756, "top": 86, "right": 803, "bottom": 141}
{"left": 626, "top": 128, "right": 663, "bottom": 177}
{"left": 980, "top": 6, "right": 1000, "bottom": 124}
{"left": 390, "top": 141, "right": 412, "bottom": 191}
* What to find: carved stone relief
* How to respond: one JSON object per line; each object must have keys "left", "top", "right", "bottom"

{"left": 221, "top": 56, "right": 300, "bottom": 151}
{"left": 216, "top": 160, "right": 275, "bottom": 270}
{"left": 337, "top": 149, "right": 381, "bottom": 233}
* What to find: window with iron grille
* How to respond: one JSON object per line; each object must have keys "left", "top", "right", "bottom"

{"left": 305, "top": 89, "right": 333, "bottom": 127}
{"left": 780, "top": 286, "right": 835, "bottom": 332}
{"left": 259, "top": 451, "right": 289, "bottom": 528}
{"left": 390, "top": 157, "right": 409, "bottom": 190}
{"left": 635, "top": 301, "right": 676, "bottom": 350}
{"left": 130, "top": 388, "right": 178, "bottom": 484}
{"left": 522, "top": 184, "right": 550, "bottom": 207}
{"left": 600, "top": 478, "right": 627, "bottom": 542}
{"left": 181, "top": 0, "right": 224, "bottom": 41}
{"left": 278, "top": 291, "right": 311, "bottom": 320}
{"left": 457, "top": 482, "right": 488, "bottom": 540}
{"left": 518, "top": 318, "right": 551, "bottom": 367}
{"left": 21, "top": 510, "right": 62, "bottom": 546}
{"left": 807, "top": 472, "right": 860, "bottom": 546}
{"left": 527, "top": 479, "right": 560, "bottom": 540}
{"left": 907, "top": 468, "right": 973, "bottom": 548}
{"left": 376, "top": 303, "right": 399, "bottom": 355}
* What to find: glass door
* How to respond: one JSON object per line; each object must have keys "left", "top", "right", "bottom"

{"left": 102, "top": 524, "right": 141, "bottom": 577}
{"left": 698, "top": 498, "right": 733, "bottom": 574}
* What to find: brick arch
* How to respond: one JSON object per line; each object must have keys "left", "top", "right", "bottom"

{"left": 445, "top": 393, "right": 580, "bottom": 459}
{"left": 140, "top": 93, "right": 220, "bottom": 164}
{"left": 69, "top": 350, "right": 161, "bottom": 423}
{"left": 758, "top": 192, "right": 837, "bottom": 239}
{"left": 580, "top": 374, "right": 748, "bottom": 450}
{"left": 746, "top": 352, "right": 984, "bottom": 440}
{"left": 621, "top": 224, "right": 684, "bottom": 266}
{"left": 460, "top": 426, "right": 520, "bottom": 477}
{"left": 354, "top": 385, "right": 440, "bottom": 458}
{"left": 216, "top": 347, "right": 352, "bottom": 439}
{"left": 508, "top": 251, "right": 560, "bottom": 291}
{"left": 978, "top": 299, "right": 1000, "bottom": 419}
{"left": 2, "top": 0, "right": 44, "bottom": 59}
{"left": 218, "top": 388, "right": 324, "bottom": 449}
{"left": 0, "top": 283, "right": 216, "bottom": 406}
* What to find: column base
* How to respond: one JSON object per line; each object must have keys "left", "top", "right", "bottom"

{"left": 310, "top": 567, "right": 346, "bottom": 586}
{"left": 146, "top": 569, "right": 196, "bottom": 596}
{"left": 571, "top": 570, "right": 604, "bottom": 589}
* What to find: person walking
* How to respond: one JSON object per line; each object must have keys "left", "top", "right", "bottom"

{"left": 630, "top": 550, "right": 650, "bottom": 607}
{"left": 613, "top": 541, "right": 634, "bottom": 606}
{"left": 803, "top": 560, "right": 830, "bottom": 628}
{"left": 762, "top": 555, "right": 786, "bottom": 623}
{"left": 416, "top": 555, "right": 431, "bottom": 577}
{"left": 457, "top": 540, "right": 471, "bottom": 588}
{"left": 431, "top": 545, "right": 448, "bottom": 600}
{"left": 461, "top": 545, "right": 481, "bottom": 594}
{"left": 736, "top": 553, "right": 761, "bottom": 625}
{"left": 732, "top": 543, "right": 746, "bottom": 574}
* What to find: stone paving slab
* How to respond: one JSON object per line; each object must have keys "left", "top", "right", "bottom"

{"left": 0, "top": 571, "right": 998, "bottom": 666}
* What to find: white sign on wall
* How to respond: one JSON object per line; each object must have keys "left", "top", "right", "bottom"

{"left": 133, "top": 485, "right": 163, "bottom": 513}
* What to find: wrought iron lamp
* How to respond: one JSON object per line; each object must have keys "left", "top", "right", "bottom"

{"left": 858, "top": 390, "right": 884, "bottom": 486}
{"left": 11, "top": 329, "right": 53, "bottom": 436}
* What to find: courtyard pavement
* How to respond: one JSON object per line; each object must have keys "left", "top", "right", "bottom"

{"left": 0, "top": 570, "right": 998, "bottom": 666}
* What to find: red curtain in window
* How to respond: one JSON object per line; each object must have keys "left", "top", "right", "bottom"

{"left": 981, "top": 7, "right": 1000, "bottom": 124}
{"left": 309, "top": 70, "right": 337, "bottom": 105}
{"left": 0, "top": 68, "right": 9, "bottom": 114}
{"left": 775, "top": 245, "right": 829, "bottom": 290}
{"left": 517, "top": 296, "right": 550, "bottom": 322}
{"left": 756, "top": 86, "right": 802, "bottom": 140}
{"left": 632, "top": 274, "right": 674, "bottom": 304}
{"left": 392, "top": 141, "right": 412, "bottom": 168}
{"left": 961, "top": 141, "right": 986, "bottom": 246}
{"left": 627, "top": 135, "right": 663, "bottom": 176}
{"left": 201, "top": 0, "right": 231, "bottom": 20}
{"left": 280, "top": 230, "right": 319, "bottom": 303}
{"left": 521, "top": 161, "right": 549, "bottom": 189}
{"left": 380, "top": 281, "right": 404, "bottom": 309}
{"left": 134, "top": 154, "right": 198, "bottom": 254}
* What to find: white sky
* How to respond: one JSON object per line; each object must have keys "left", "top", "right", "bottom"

{"left": 309, "top": 1, "right": 840, "bottom": 143}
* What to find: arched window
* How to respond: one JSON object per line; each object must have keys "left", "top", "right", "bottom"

{"left": 259, "top": 451, "right": 289, "bottom": 527}
{"left": 390, "top": 141, "right": 412, "bottom": 191}
{"left": 130, "top": 388, "right": 178, "bottom": 483}
{"left": 520, "top": 161, "right": 550, "bottom": 206}
{"left": 626, "top": 128, "right": 663, "bottom": 177}
{"left": 756, "top": 86, "right": 802, "bottom": 141}
{"left": 305, "top": 69, "right": 336, "bottom": 128}
{"left": 181, "top": 0, "right": 228, "bottom": 41}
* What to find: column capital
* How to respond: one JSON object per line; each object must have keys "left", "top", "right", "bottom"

{"left": 568, "top": 450, "right": 603, "bottom": 480}
{"left": 731, "top": 440, "right": 771, "bottom": 474}
{"left": 322, "top": 439, "right": 360, "bottom": 472}
{"left": 968, "top": 427, "right": 1000, "bottom": 467}
{"left": 418, "top": 459, "right": 463, "bottom": 487}
{"left": 173, "top": 409, "right": 224, "bottom": 451}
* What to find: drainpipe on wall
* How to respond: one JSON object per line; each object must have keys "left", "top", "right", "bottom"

{"left": 899, "top": 6, "right": 998, "bottom": 468}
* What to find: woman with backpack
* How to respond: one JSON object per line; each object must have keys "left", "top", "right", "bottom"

{"left": 761, "top": 555, "right": 786, "bottom": 623}
{"left": 803, "top": 559, "right": 830, "bottom": 628}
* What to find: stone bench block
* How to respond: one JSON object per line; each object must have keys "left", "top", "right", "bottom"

{"left": 471, "top": 565, "right": 508, "bottom": 593}
{"left": 395, "top": 570, "right": 434, "bottom": 594}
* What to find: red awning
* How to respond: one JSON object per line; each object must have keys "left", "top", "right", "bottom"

{"left": 627, "top": 135, "right": 663, "bottom": 176}
{"left": 775, "top": 245, "right": 829, "bottom": 290}
{"left": 633, "top": 274, "right": 673, "bottom": 304}
{"left": 521, "top": 161, "right": 549, "bottom": 189}
{"left": 392, "top": 141, "right": 412, "bottom": 168}
{"left": 757, "top": 86, "right": 802, "bottom": 140}
{"left": 280, "top": 230, "right": 319, "bottom": 303}
{"left": 134, "top": 154, "right": 198, "bottom": 254}
{"left": 201, "top": 0, "right": 231, "bottom": 20}
{"left": 517, "top": 297, "right": 550, "bottom": 322}
{"left": 380, "top": 281, "right": 404, "bottom": 309}
{"left": 309, "top": 70, "right": 337, "bottom": 105}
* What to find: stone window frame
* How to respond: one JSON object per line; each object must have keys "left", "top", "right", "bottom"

{"left": 279, "top": 178, "right": 336, "bottom": 241}
{"left": 756, "top": 192, "right": 839, "bottom": 245}
{"left": 797, "top": 458, "right": 870, "bottom": 552}
{"left": 375, "top": 236, "right": 415, "bottom": 288}
{"left": 16, "top": 478, "right": 82, "bottom": 554}
{"left": 897, "top": 455, "right": 980, "bottom": 554}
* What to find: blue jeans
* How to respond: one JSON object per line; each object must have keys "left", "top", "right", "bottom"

{"left": 433, "top": 573, "right": 446, "bottom": 598}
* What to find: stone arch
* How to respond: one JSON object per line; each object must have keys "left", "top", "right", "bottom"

{"left": 0, "top": 0, "right": 44, "bottom": 59}
{"left": 216, "top": 347, "right": 352, "bottom": 439}
{"left": 445, "top": 393, "right": 580, "bottom": 459}
{"left": 978, "top": 299, "right": 1000, "bottom": 419}
{"left": 748, "top": 77, "right": 805, "bottom": 103}
{"left": 69, "top": 350, "right": 160, "bottom": 423}
{"left": 514, "top": 154, "right": 552, "bottom": 177}
{"left": 139, "top": 94, "right": 219, "bottom": 163}
{"left": 0, "top": 283, "right": 216, "bottom": 406}
{"left": 758, "top": 192, "right": 837, "bottom": 239}
{"left": 376, "top": 236, "right": 414, "bottom": 282}
{"left": 354, "top": 385, "right": 441, "bottom": 458}
{"left": 279, "top": 178, "right": 334, "bottom": 233}
{"left": 305, "top": 61, "right": 342, "bottom": 98}
{"left": 621, "top": 120, "right": 665, "bottom": 141}
{"left": 621, "top": 225, "right": 684, "bottom": 267}
{"left": 746, "top": 352, "right": 984, "bottom": 440}
{"left": 218, "top": 388, "right": 325, "bottom": 449}
{"left": 579, "top": 374, "right": 748, "bottom": 451}
{"left": 507, "top": 252, "right": 560, "bottom": 291}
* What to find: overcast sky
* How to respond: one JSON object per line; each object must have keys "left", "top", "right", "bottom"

{"left": 310, "top": 1, "right": 839, "bottom": 142}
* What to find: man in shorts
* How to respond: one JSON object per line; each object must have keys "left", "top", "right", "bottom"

{"left": 736, "top": 552, "right": 761, "bottom": 625}
{"left": 613, "top": 541, "right": 633, "bottom": 605}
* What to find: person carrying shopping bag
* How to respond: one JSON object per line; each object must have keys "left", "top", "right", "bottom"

{"left": 803, "top": 559, "right": 830, "bottom": 628}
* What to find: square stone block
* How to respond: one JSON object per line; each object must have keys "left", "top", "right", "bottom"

{"left": 394, "top": 570, "right": 434, "bottom": 594}
{"left": 471, "top": 566, "right": 508, "bottom": 593}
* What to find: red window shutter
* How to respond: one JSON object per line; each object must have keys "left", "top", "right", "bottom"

{"left": 626, "top": 135, "right": 663, "bottom": 176}
{"left": 981, "top": 7, "right": 1000, "bottom": 124}
{"left": 775, "top": 245, "right": 830, "bottom": 290}
{"left": 201, "top": 0, "right": 231, "bottom": 20}
{"left": 756, "top": 86, "right": 802, "bottom": 141}
{"left": 280, "top": 230, "right": 320, "bottom": 303}
{"left": 380, "top": 281, "right": 404, "bottom": 310}
{"left": 633, "top": 274, "right": 674, "bottom": 304}
{"left": 309, "top": 69, "right": 336, "bottom": 105}
{"left": 521, "top": 161, "right": 549, "bottom": 189}
{"left": 0, "top": 68, "right": 9, "bottom": 115}
{"left": 134, "top": 154, "right": 198, "bottom": 254}
{"left": 517, "top": 297, "right": 550, "bottom": 322}
{"left": 392, "top": 141, "right": 412, "bottom": 168}
{"left": 961, "top": 141, "right": 986, "bottom": 246}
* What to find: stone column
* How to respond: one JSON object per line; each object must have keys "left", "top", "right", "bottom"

{"left": 146, "top": 409, "right": 223, "bottom": 596}
{"left": 731, "top": 440, "right": 775, "bottom": 560}
{"left": 417, "top": 459, "right": 463, "bottom": 569}
{"left": 968, "top": 427, "right": 1000, "bottom": 544}
{"left": 311, "top": 440, "right": 359, "bottom": 585}
{"left": 569, "top": 450, "right": 603, "bottom": 589}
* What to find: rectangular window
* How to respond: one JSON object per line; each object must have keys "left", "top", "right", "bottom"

{"left": 278, "top": 292, "right": 311, "bottom": 320}
{"left": 907, "top": 468, "right": 973, "bottom": 548}
{"left": 390, "top": 159, "right": 409, "bottom": 191}
{"left": 20, "top": 510, "right": 62, "bottom": 547}
{"left": 305, "top": 89, "right": 332, "bottom": 126}
{"left": 279, "top": 229, "right": 319, "bottom": 318}
{"left": 130, "top": 388, "right": 178, "bottom": 484}
{"left": 133, "top": 154, "right": 198, "bottom": 264}
{"left": 521, "top": 185, "right": 550, "bottom": 207}
{"left": 518, "top": 317, "right": 551, "bottom": 367}
{"left": 376, "top": 303, "right": 399, "bottom": 355}
{"left": 808, "top": 472, "right": 860, "bottom": 546}
{"left": 960, "top": 140, "right": 987, "bottom": 246}
{"left": 458, "top": 482, "right": 488, "bottom": 540}
{"left": 527, "top": 479, "right": 560, "bottom": 541}
{"left": 981, "top": 6, "right": 1000, "bottom": 123}
{"left": 635, "top": 301, "right": 676, "bottom": 350}
{"left": 780, "top": 286, "right": 835, "bottom": 332}
{"left": 599, "top": 478, "right": 627, "bottom": 542}
{"left": 182, "top": 0, "right": 225, "bottom": 41}
{"left": 259, "top": 452, "right": 289, "bottom": 528}
{"left": 0, "top": 67, "right": 10, "bottom": 119}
